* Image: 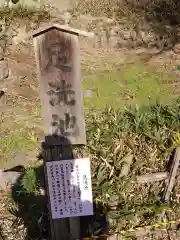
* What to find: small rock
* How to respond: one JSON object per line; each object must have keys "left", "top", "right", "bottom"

{"left": 119, "top": 28, "right": 131, "bottom": 40}
{"left": 0, "top": 169, "right": 21, "bottom": 190}
{"left": 39, "top": 187, "right": 45, "bottom": 196}
{"left": 174, "top": 43, "right": 180, "bottom": 54}
{"left": 119, "top": 82, "right": 128, "bottom": 87}
{"left": 0, "top": 88, "right": 7, "bottom": 106}
{"left": 61, "top": 11, "right": 72, "bottom": 25}
{"left": 0, "top": 60, "right": 9, "bottom": 81}
{"left": 83, "top": 89, "right": 94, "bottom": 97}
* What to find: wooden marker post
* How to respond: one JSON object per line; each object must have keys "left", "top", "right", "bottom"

{"left": 33, "top": 24, "right": 94, "bottom": 240}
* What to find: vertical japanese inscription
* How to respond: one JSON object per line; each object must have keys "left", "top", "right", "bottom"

{"left": 34, "top": 27, "right": 86, "bottom": 144}
{"left": 45, "top": 35, "right": 79, "bottom": 138}
{"left": 45, "top": 42, "right": 72, "bottom": 73}
{"left": 46, "top": 159, "right": 93, "bottom": 219}
{"left": 51, "top": 113, "right": 79, "bottom": 136}
{"left": 47, "top": 81, "right": 75, "bottom": 107}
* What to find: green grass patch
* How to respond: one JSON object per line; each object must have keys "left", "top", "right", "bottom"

{"left": 85, "top": 102, "right": 180, "bottom": 232}
{"left": 0, "top": 126, "right": 38, "bottom": 164}
{"left": 83, "top": 63, "right": 174, "bottom": 109}
{"left": 10, "top": 102, "right": 180, "bottom": 239}
{"left": 0, "top": 103, "right": 42, "bottom": 164}
{"left": 0, "top": 62, "right": 176, "bottom": 165}
{"left": 21, "top": 168, "right": 38, "bottom": 195}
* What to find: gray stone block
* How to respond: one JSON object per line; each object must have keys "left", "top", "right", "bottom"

{"left": 0, "top": 169, "right": 21, "bottom": 190}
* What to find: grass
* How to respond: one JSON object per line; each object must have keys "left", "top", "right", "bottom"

{"left": 0, "top": 1, "right": 179, "bottom": 239}
{"left": 0, "top": 100, "right": 42, "bottom": 164}
{"left": 1, "top": 67, "right": 179, "bottom": 237}
{"left": 0, "top": 4, "right": 50, "bottom": 22}
{"left": 0, "top": 62, "right": 175, "bottom": 165}
{"left": 0, "top": 129, "right": 37, "bottom": 163}
{"left": 83, "top": 62, "right": 175, "bottom": 109}
{"left": 0, "top": 60, "right": 177, "bottom": 165}
{"left": 74, "top": 0, "right": 121, "bottom": 17}
{"left": 0, "top": 62, "right": 179, "bottom": 240}
{"left": 85, "top": 103, "right": 180, "bottom": 233}
{"left": 15, "top": 102, "right": 180, "bottom": 239}
{"left": 0, "top": 3, "right": 179, "bottom": 235}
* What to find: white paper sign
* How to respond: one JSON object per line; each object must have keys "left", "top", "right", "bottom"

{"left": 46, "top": 158, "right": 93, "bottom": 219}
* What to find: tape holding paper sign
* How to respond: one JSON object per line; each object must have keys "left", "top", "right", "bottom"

{"left": 46, "top": 158, "right": 93, "bottom": 219}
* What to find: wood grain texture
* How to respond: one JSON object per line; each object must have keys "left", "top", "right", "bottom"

{"left": 163, "top": 148, "right": 180, "bottom": 202}
{"left": 34, "top": 26, "right": 87, "bottom": 239}
{"left": 42, "top": 139, "right": 80, "bottom": 240}
{"left": 32, "top": 24, "right": 94, "bottom": 38}
{"left": 137, "top": 172, "right": 168, "bottom": 184}
{"left": 33, "top": 27, "right": 86, "bottom": 145}
{"left": 43, "top": 143, "right": 69, "bottom": 240}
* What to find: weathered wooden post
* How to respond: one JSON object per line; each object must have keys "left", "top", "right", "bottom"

{"left": 32, "top": 24, "right": 94, "bottom": 240}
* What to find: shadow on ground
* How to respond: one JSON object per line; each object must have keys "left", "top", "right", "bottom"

{"left": 8, "top": 136, "right": 108, "bottom": 240}
{"left": 10, "top": 165, "right": 49, "bottom": 239}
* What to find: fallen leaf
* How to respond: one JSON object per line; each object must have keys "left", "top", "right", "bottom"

{"left": 119, "top": 154, "right": 133, "bottom": 177}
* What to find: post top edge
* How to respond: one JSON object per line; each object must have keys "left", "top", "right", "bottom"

{"left": 32, "top": 23, "right": 94, "bottom": 38}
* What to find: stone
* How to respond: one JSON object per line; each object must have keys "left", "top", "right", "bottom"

{"left": 0, "top": 88, "right": 7, "bottom": 106}
{"left": 60, "top": 11, "right": 72, "bottom": 25}
{"left": 139, "top": 30, "right": 155, "bottom": 44}
{"left": 119, "top": 28, "right": 131, "bottom": 40}
{"left": 0, "top": 60, "right": 9, "bottom": 81}
{"left": 39, "top": 187, "right": 45, "bottom": 196}
{"left": 83, "top": 89, "right": 94, "bottom": 97}
{"left": 0, "top": 169, "right": 21, "bottom": 190}
{"left": 173, "top": 43, "right": 180, "bottom": 54}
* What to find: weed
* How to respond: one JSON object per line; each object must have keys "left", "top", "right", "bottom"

{"left": 0, "top": 4, "right": 50, "bottom": 22}
{"left": 74, "top": 0, "right": 121, "bottom": 17}
{"left": 1, "top": 102, "right": 180, "bottom": 237}
{"left": 0, "top": 124, "right": 39, "bottom": 164}
{"left": 85, "top": 102, "right": 180, "bottom": 231}
{"left": 0, "top": 100, "right": 41, "bottom": 164}
{"left": 21, "top": 168, "right": 38, "bottom": 195}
